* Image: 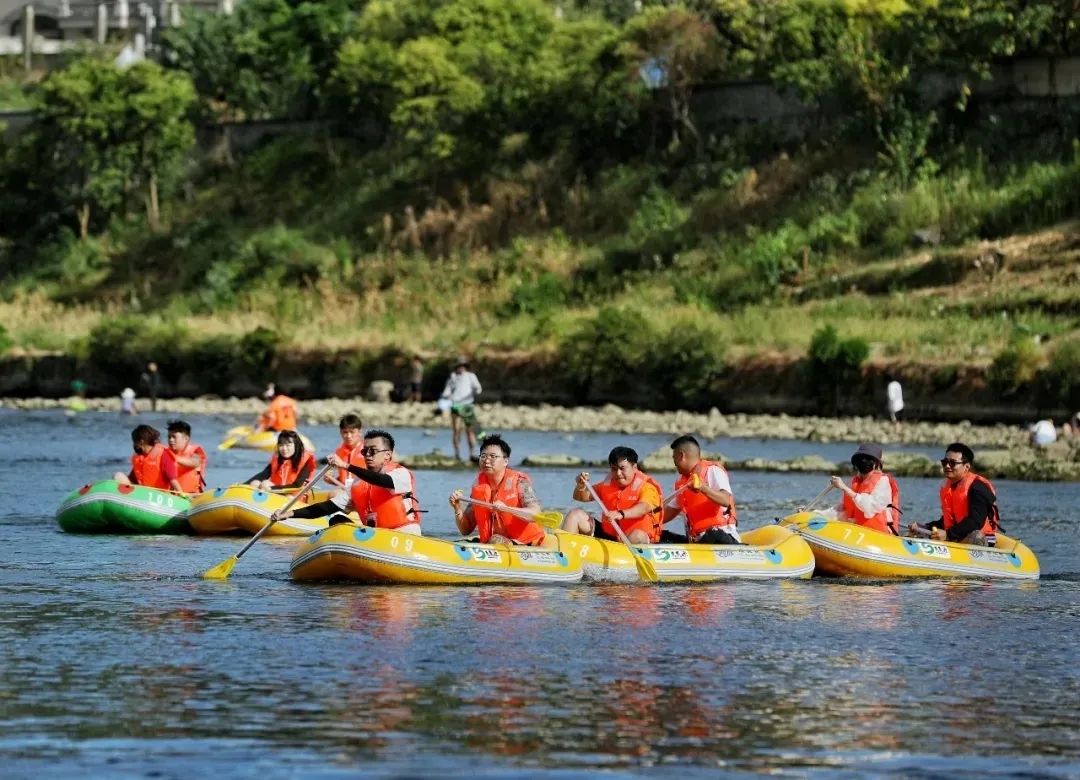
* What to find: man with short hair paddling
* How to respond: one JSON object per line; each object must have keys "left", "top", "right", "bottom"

{"left": 450, "top": 434, "right": 559, "bottom": 550}
{"left": 561, "top": 446, "right": 663, "bottom": 545}
{"left": 662, "top": 434, "right": 741, "bottom": 545}
{"left": 276, "top": 429, "right": 422, "bottom": 535}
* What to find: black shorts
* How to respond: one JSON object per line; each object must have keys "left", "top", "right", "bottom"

{"left": 660, "top": 527, "right": 742, "bottom": 546}
{"left": 409, "top": 381, "right": 422, "bottom": 395}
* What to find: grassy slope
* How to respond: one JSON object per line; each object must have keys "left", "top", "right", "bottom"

{"left": 3, "top": 134, "right": 1079, "bottom": 367}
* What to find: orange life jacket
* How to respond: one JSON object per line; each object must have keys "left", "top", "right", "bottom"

{"left": 174, "top": 443, "right": 207, "bottom": 494}
{"left": 594, "top": 471, "right": 664, "bottom": 543}
{"left": 841, "top": 471, "right": 900, "bottom": 535}
{"left": 335, "top": 441, "right": 363, "bottom": 484}
{"left": 940, "top": 473, "right": 999, "bottom": 537}
{"left": 268, "top": 451, "right": 315, "bottom": 488}
{"left": 471, "top": 469, "right": 545, "bottom": 546}
{"left": 260, "top": 395, "right": 298, "bottom": 432}
{"left": 675, "top": 459, "right": 737, "bottom": 539}
{"left": 349, "top": 461, "right": 420, "bottom": 530}
{"left": 131, "top": 443, "right": 171, "bottom": 490}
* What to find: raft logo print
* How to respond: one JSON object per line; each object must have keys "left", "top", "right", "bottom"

{"left": 517, "top": 551, "right": 558, "bottom": 567}
{"left": 713, "top": 549, "right": 767, "bottom": 563}
{"left": 969, "top": 550, "right": 1010, "bottom": 564}
{"left": 653, "top": 549, "right": 691, "bottom": 563}
{"left": 470, "top": 548, "right": 503, "bottom": 563}
{"left": 918, "top": 542, "right": 951, "bottom": 559}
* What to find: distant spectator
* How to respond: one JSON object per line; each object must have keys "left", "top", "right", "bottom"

{"left": 121, "top": 387, "right": 138, "bottom": 415}
{"left": 140, "top": 362, "right": 160, "bottom": 412}
{"left": 886, "top": 376, "right": 904, "bottom": 428}
{"left": 409, "top": 356, "right": 425, "bottom": 403}
{"left": 441, "top": 356, "right": 482, "bottom": 461}
{"left": 1064, "top": 412, "right": 1080, "bottom": 439}
{"left": 1030, "top": 418, "right": 1057, "bottom": 448}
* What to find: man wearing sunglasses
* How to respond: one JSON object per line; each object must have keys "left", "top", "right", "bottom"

{"left": 908, "top": 443, "right": 999, "bottom": 546}
{"left": 277, "top": 429, "right": 422, "bottom": 535}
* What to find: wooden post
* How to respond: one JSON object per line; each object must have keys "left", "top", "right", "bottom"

{"left": 21, "top": 4, "right": 34, "bottom": 72}
{"left": 96, "top": 2, "right": 108, "bottom": 43}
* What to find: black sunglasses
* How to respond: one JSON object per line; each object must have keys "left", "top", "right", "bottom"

{"left": 940, "top": 458, "right": 966, "bottom": 467}
{"left": 361, "top": 447, "right": 390, "bottom": 457}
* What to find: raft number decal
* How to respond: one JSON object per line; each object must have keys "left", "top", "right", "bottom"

{"left": 653, "top": 549, "right": 691, "bottom": 564}
{"left": 841, "top": 528, "right": 866, "bottom": 546}
{"left": 146, "top": 492, "right": 176, "bottom": 509}
{"left": 389, "top": 536, "right": 415, "bottom": 553}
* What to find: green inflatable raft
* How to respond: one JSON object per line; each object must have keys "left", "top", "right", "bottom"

{"left": 56, "top": 481, "right": 192, "bottom": 534}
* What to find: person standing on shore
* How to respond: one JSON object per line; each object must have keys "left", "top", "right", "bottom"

{"left": 140, "top": 362, "right": 160, "bottom": 412}
{"left": 120, "top": 388, "right": 138, "bottom": 416}
{"left": 409, "top": 356, "right": 425, "bottom": 403}
{"left": 442, "top": 356, "right": 482, "bottom": 462}
{"left": 886, "top": 376, "right": 904, "bottom": 429}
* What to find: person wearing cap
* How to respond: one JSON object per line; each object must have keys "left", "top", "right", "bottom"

{"left": 817, "top": 444, "right": 900, "bottom": 536}
{"left": 909, "top": 443, "right": 999, "bottom": 546}
{"left": 120, "top": 387, "right": 138, "bottom": 415}
{"left": 441, "top": 356, "right": 483, "bottom": 462}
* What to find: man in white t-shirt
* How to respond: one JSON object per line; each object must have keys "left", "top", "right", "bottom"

{"left": 442, "top": 356, "right": 483, "bottom": 462}
{"left": 1031, "top": 419, "right": 1057, "bottom": 448}
{"left": 886, "top": 377, "right": 904, "bottom": 426}
{"left": 661, "top": 434, "right": 741, "bottom": 544}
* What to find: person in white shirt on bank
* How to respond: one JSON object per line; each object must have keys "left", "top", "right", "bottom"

{"left": 886, "top": 376, "right": 904, "bottom": 428}
{"left": 441, "top": 356, "right": 483, "bottom": 462}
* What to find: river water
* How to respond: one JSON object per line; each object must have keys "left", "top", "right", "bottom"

{"left": 1, "top": 410, "right": 1079, "bottom": 778}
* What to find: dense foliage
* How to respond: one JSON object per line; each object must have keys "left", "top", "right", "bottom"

{"left": 2, "top": 0, "right": 1080, "bottom": 408}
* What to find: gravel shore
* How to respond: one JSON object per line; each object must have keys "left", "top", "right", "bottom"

{"left": 2, "top": 396, "right": 1036, "bottom": 448}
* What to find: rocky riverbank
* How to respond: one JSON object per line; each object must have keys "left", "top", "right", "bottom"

{"left": 1, "top": 395, "right": 1039, "bottom": 448}
{"left": 401, "top": 442, "right": 1080, "bottom": 481}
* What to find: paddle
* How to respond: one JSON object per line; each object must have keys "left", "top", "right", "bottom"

{"left": 457, "top": 497, "right": 565, "bottom": 530}
{"left": 218, "top": 425, "right": 253, "bottom": 452}
{"left": 202, "top": 462, "right": 335, "bottom": 580}
{"left": 583, "top": 481, "right": 659, "bottom": 584}
{"left": 804, "top": 484, "right": 833, "bottom": 512}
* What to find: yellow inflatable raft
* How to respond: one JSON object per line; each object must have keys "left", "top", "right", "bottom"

{"left": 290, "top": 524, "right": 584, "bottom": 585}
{"left": 223, "top": 426, "right": 316, "bottom": 452}
{"left": 187, "top": 484, "right": 340, "bottom": 537}
{"left": 555, "top": 524, "right": 815, "bottom": 583}
{"left": 781, "top": 512, "right": 1040, "bottom": 580}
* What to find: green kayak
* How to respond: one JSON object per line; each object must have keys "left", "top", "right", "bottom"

{"left": 56, "top": 481, "right": 192, "bottom": 534}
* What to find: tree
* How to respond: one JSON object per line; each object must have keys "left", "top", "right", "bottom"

{"left": 118, "top": 63, "right": 196, "bottom": 230}
{"left": 32, "top": 58, "right": 132, "bottom": 238}
{"left": 22, "top": 57, "right": 195, "bottom": 239}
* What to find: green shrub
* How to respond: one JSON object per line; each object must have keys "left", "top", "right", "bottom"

{"left": 501, "top": 272, "right": 566, "bottom": 318}
{"left": 988, "top": 337, "right": 1044, "bottom": 398}
{"left": 87, "top": 316, "right": 190, "bottom": 380}
{"left": 1041, "top": 337, "right": 1080, "bottom": 409}
{"left": 0, "top": 322, "right": 12, "bottom": 355}
{"left": 236, "top": 327, "right": 280, "bottom": 378}
{"left": 558, "top": 307, "right": 653, "bottom": 401}
{"left": 645, "top": 323, "right": 726, "bottom": 409}
{"left": 805, "top": 325, "right": 870, "bottom": 411}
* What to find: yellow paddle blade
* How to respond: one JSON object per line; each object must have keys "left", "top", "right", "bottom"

{"left": 634, "top": 553, "right": 659, "bottom": 583}
{"left": 202, "top": 556, "right": 238, "bottom": 580}
{"left": 218, "top": 436, "right": 242, "bottom": 451}
{"left": 534, "top": 511, "right": 564, "bottom": 529}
